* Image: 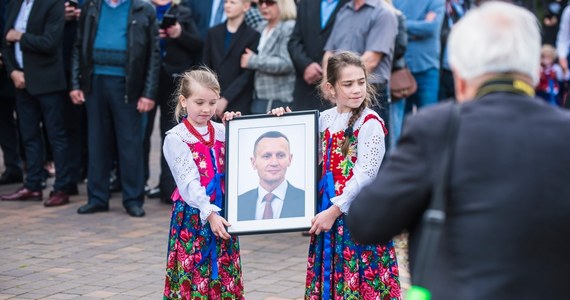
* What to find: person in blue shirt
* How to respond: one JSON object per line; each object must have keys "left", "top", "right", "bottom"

{"left": 393, "top": 0, "right": 445, "bottom": 113}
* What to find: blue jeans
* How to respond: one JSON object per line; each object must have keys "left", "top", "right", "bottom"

{"left": 405, "top": 68, "right": 440, "bottom": 113}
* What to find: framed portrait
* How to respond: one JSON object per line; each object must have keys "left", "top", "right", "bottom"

{"left": 225, "top": 111, "right": 318, "bottom": 235}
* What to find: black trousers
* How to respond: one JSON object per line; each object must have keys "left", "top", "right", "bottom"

{"left": 15, "top": 89, "right": 72, "bottom": 192}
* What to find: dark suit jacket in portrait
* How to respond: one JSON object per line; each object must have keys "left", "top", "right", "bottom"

{"left": 347, "top": 93, "right": 570, "bottom": 299}
{"left": 203, "top": 21, "right": 260, "bottom": 114}
{"left": 287, "top": 0, "right": 347, "bottom": 111}
{"left": 2, "top": 0, "right": 67, "bottom": 96}
{"left": 237, "top": 181, "right": 305, "bottom": 221}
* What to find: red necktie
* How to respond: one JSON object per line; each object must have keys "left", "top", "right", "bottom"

{"left": 262, "top": 193, "right": 274, "bottom": 219}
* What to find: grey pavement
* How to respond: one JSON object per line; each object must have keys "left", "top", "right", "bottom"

{"left": 0, "top": 118, "right": 409, "bottom": 299}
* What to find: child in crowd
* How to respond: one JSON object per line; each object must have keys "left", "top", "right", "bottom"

{"left": 536, "top": 44, "right": 568, "bottom": 106}
{"left": 203, "top": 0, "right": 260, "bottom": 117}
{"left": 272, "top": 51, "right": 401, "bottom": 299}
{"left": 162, "top": 68, "right": 243, "bottom": 299}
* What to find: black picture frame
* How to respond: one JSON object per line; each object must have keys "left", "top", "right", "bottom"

{"left": 224, "top": 110, "right": 319, "bottom": 235}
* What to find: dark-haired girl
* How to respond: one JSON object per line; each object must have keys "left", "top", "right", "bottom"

{"left": 303, "top": 51, "right": 400, "bottom": 299}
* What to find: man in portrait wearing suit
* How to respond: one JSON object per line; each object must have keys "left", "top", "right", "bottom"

{"left": 347, "top": 2, "right": 570, "bottom": 299}
{"left": 238, "top": 131, "right": 305, "bottom": 221}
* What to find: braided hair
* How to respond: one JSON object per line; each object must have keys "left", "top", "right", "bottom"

{"left": 323, "top": 52, "right": 378, "bottom": 156}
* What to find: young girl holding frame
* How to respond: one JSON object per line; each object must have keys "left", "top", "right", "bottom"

{"left": 273, "top": 51, "right": 401, "bottom": 299}
{"left": 162, "top": 68, "right": 243, "bottom": 299}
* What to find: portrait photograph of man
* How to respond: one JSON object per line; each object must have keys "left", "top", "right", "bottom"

{"left": 237, "top": 130, "right": 305, "bottom": 221}
{"left": 224, "top": 112, "right": 317, "bottom": 235}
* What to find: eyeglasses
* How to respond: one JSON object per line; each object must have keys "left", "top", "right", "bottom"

{"left": 258, "top": 0, "right": 276, "bottom": 6}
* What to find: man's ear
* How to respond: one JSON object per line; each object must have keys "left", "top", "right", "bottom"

{"left": 250, "top": 157, "right": 255, "bottom": 169}
{"left": 452, "top": 68, "right": 468, "bottom": 102}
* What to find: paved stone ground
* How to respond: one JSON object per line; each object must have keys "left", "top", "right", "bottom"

{"left": 0, "top": 117, "right": 409, "bottom": 299}
{"left": 0, "top": 188, "right": 312, "bottom": 300}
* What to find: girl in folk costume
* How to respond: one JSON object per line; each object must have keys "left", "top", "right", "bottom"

{"left": 306, "top": 52, "right": 400, "bottom": 299}
{"left": 162, "top": 69, "right": 243, "bottom": 299}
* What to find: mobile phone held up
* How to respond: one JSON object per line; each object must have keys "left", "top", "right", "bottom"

{"left": 160, "top": 14, "right": 177, "bottom": 29}
{"left": 68, "top": 0, "right": 79, "bottom": 8}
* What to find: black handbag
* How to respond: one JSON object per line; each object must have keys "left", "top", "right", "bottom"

{"left": 406, "top": 104, "right": 461, "bottom": 300}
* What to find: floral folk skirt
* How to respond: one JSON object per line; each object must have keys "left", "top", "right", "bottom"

{"left": 164, "top": 200, "right": 243, "bottom": 299}
{"left": 305, "top": 215, "right": 401, "bottom": 300}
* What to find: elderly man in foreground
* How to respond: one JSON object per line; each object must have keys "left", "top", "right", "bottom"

{"left": 347, "top": 2, "right": 570, "bottom": 299}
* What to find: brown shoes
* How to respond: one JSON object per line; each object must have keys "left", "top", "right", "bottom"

{"left": 1, "top": 187, "right": 70, "bottom": 207}
{"left": 44, "top": 191, "right": 70, "bottom": 207}
{"left": 0, "top": 187, "right": 42, "bottom": 201}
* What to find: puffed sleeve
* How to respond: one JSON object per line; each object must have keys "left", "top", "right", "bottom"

{"left": 330, "top": 119, "right": 386, "bottom": 213}
{"left": 163, "top": 134, "right": 221, "bottom": 223}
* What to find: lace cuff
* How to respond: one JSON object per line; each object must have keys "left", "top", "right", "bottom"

{"left": 198, "top": 203, "right": 222, "bottom": 225}
{"left": 331, "top": 193, "right": 352, "bottom": 214}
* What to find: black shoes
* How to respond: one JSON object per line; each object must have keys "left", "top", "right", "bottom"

{"left": 77, "top": 203, "right": 109, "bottom": 214}
{"left": 0, "top": 171, "right": 23, "bottom": 185}
{"left": 77, "top": 203, "right": 145, "bottom": 217}
{"left": 125, "top": 205, "right": 145, "bottom": 217}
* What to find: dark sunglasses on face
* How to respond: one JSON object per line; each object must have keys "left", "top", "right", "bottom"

{"left": 259, "top": 0, "right": 276, "bottom": 6}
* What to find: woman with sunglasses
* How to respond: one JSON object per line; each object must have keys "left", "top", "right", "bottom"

{"left": 240, "top": 0, "right": 297, "bottom": 113}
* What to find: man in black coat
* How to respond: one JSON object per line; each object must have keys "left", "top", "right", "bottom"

{"left": 287, "top": 0, "right": 347, "bottom": 111}
{"left": 70, "top": 0, "right": 160, "bottom": 217}
{"left": 1, "top": 0, "right": 74, "bottom": 206}
{"left": 347, "top": 2, "right": 570, "bottom": 299}
{"left": 143, "top": 0, "right": 203, "bottom": 204}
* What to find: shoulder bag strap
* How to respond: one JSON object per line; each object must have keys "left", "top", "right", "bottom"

{"left": 407, "top": 104, "right": 462, "bottom": 300}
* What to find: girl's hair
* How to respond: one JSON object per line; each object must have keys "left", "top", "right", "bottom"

{"left": 277, "top": 0, "right": 297, "bottom": 21}
{"left": 541, "top": 44, "right": 557, "bottom": 61}
{"left": 173, "top": 67, "right": 221, "bottom": 122}
{"left": 324, "top": 51, "right": 377, "bottom": 156}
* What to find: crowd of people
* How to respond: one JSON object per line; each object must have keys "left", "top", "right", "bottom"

{"left": 2, "top": 0, "right": 569, "bottom": 209}
{"left": 2, "top": 0, "right": 570, "bottom": 299}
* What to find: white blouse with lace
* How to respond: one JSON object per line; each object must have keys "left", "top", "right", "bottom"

{"left": 162, "top": 121, "right": 226, "bottom": 223}
{"left": 319, "top": 107, "right": 386, "bottom": 214}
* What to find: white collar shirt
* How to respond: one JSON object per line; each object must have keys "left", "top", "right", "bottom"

{"left": 14, "top": 0, "right": 35, "bottom": 69}
{"left": 255, "top": 180, "right": 288, "bottom": 220}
